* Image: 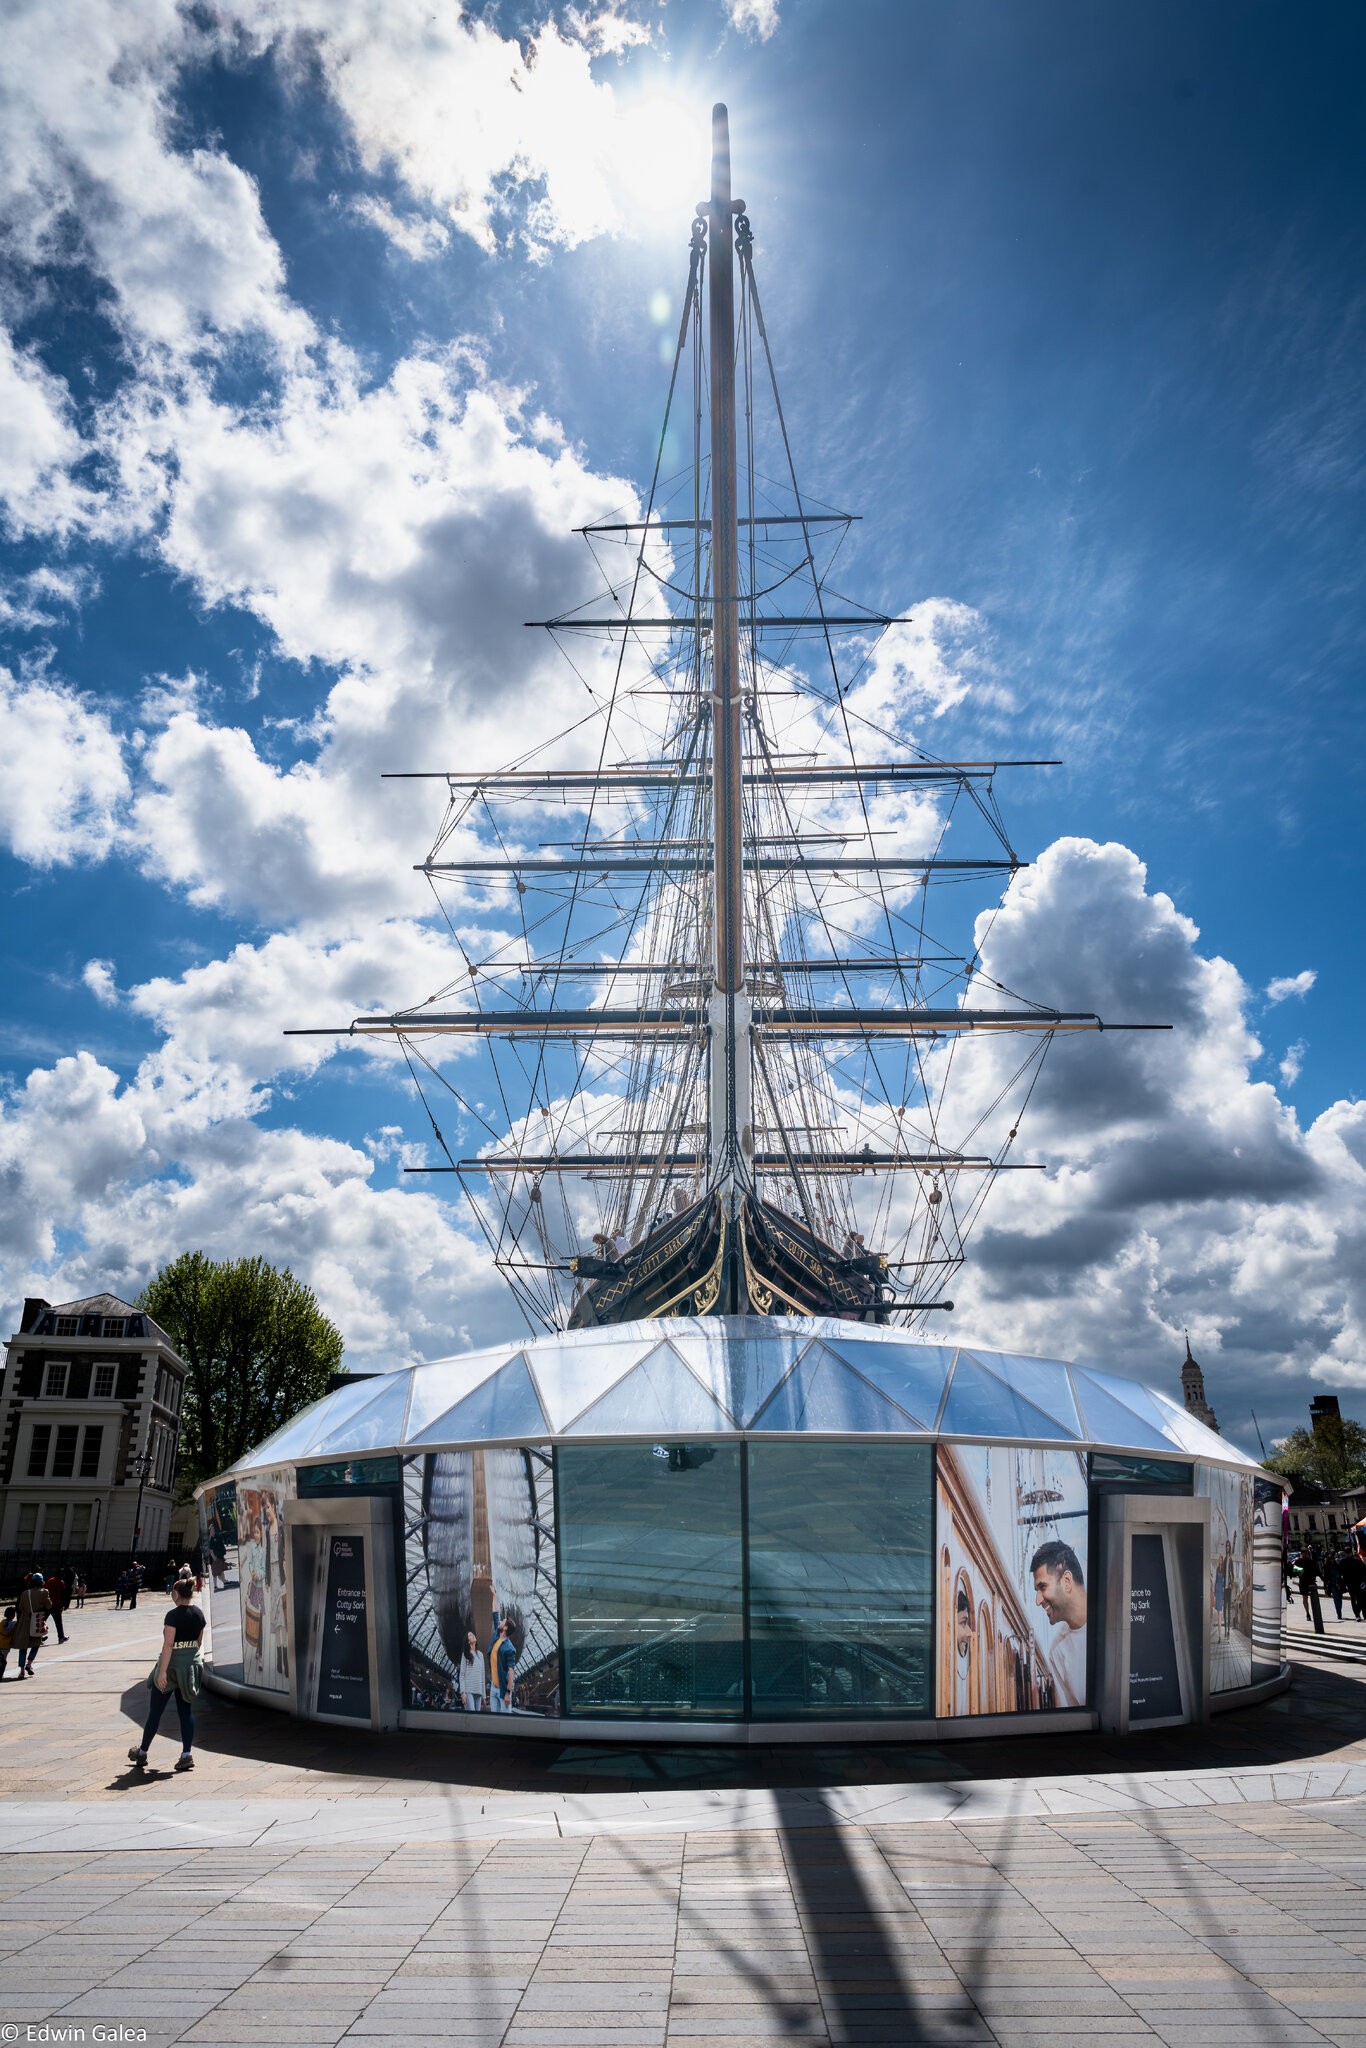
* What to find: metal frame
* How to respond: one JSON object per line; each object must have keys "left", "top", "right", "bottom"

{"left": 283, "top": 1495, "right": 401, "bottom": 1733}
{"left": 1098, "top": 1494, "right": 1211, "bottom": 1735}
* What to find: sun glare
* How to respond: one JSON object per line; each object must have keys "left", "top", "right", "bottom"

{"left": 610, "top": 94, "right": 709, "bottom": 230}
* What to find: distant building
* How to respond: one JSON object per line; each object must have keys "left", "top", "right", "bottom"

{"left": 1180, "top": 1333, "right": 1219, "bottom": 1434}
{"left": 1310, "top": 1393, "right": 1341, "bottom": 1434}
{"left": 0, "top": 1292, "right": 187, "bottom": 1558}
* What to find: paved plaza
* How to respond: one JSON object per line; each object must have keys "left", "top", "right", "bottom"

{"left": 3, "top": 1600, "right": 1365, "bottom": 2046}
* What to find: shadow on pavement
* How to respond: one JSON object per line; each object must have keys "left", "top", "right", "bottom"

{"left": 115, "top": 1653, "right": 1366, "bottom": 1797}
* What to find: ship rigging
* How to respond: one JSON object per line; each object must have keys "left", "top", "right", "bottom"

{"left": 289, "top": 106, "right": 1163, "bottom": 1335}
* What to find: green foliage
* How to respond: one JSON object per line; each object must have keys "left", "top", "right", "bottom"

{"left": 139, "top": 1252, "right": 344, "bottom": 1491}
{"left": 1262, "top": 1415, "right": 1366, "bottom": 1492}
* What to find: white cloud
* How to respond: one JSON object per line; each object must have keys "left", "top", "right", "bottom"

{"left": 849, "top": 597, "right": 996, "bottom": 730}
{"left": 0, "top": 329, "right": 88, "bottom": 534}
{"left": 899, "top": 838, "right": 1366, "bottom": 1423}
{"left": 0, "top": 670, "right": 129, "bottom": 865}
{"left": 351, "top": 195, "right": 450, "bottom": 262}
{"left": 83, "top": 960, "right": 119, "bottom": 1006}
{"left": 1265, "top": 969, "right": 1316, "bottom": 1004}
{"left": 1280, "top": 1040, "right": 1306, "bottom": 1089}
{"left": 726, "top": 0, "right": 781, "bottom": 40}
{"left": 0, "top": 0, "right": 310, "bottom": 364}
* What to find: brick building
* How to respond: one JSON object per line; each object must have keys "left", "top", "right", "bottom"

{"left": 0, "top": 1292, "right": 187, "bottom": 1559}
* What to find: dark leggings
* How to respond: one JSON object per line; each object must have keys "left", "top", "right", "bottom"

{"left": 141, "top": 1683, "right": 194, "bottom": 1752}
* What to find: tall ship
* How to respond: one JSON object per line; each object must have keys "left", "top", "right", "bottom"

{"left": 294, "top": 106, "right": 1151, "bottom": 1339}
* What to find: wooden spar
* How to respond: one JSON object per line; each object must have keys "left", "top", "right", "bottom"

{"left": 709, "top": 101, "right": 743, "bottom": 1002}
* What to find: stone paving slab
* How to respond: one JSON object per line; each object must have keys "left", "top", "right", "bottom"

{"left": 2, "top": 1601, "right": 1364, "bottom": 2042}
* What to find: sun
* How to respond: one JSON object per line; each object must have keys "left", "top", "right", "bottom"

{"left": 609, "top": 93, "right": 710, "bottom": 231}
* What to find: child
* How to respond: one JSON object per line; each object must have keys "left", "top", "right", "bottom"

{"left": 0, "top": 1603, "right": 16, "bottom": 1680}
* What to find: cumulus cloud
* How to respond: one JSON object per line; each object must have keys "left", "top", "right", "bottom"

{"left": 900, "top": 838, "right": 1366, "bottom": 1425}
{"left": 1265, "top": 969, "right": 1316, "bottom": 1004}
{"left": 726, "top": 0, "right": 781, "bottom": 40}
{"left": 1280, "top": 1040, "right": 1306, "bottom": 1089}
{"left": 0, "top": 670, "right": 129, "bottom": 864}
{"left": 0, "top": 329, "right": 88, "bottom": 534}
{"left": 0, "top": 0, "right": 309, "bottom": 363}
{"left": 82, "top": 960, "right": 119, "bottom": 1006}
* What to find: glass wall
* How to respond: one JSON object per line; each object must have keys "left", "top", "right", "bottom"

{"left": 558, "top": 1442, "right": 744, "bottom": 1718}
{"left": 402, "top": 1447, "right": 559, "bottom": 1717}
{"left": 747, "top": 1442, "right": 932, "bottom": 1717}
{"left": 1197, "top": 1462, "right": 1254, "bottom": 1690}
{"left": 237, "top": 1466, "right": 296, "bottom": 1693}
{"left": 199, "top": 1479, "right": 242, "bottom": 1683}
{"left": 936, "top": 1444, "right": 1090, "bottom": 1715}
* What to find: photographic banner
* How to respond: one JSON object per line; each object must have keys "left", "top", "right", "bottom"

{"left": 403, "top": 1447, "right": 559, "bottom": 1717}
{"left": 1196, "top": 1462, "right": 1253, "bottom": 1691}
{"left": 237, "top": 1466, "right": 296, "bottom": 1693}
{"left": 199, "top": 1479, "right": 241, "bottom": 1680}
{"left": 1252, "top": 1473, "right": 1285, "bottom": 1681}
{"left": 936, "top": 1443, "right": 1090, "bottom": 1716}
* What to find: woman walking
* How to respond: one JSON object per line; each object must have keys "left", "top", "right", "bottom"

{"left": 128, "top": 1577, "right": 205, "bottom": 1773}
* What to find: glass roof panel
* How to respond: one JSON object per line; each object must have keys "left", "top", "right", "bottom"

{"left": 966, "top": 1350, "right": 1082, "bottom": 1436}
{"left": 408, "top": 1354, "right": 549, "bottom": 1445}
{"left": 940, "top": 1355, "right": 1080, "bottom": 1440}
{"left": 529, "top": 1336, "right": 650, "bottom": 1432}
{"left": 818, "top": 1338, "right": 954, "bottom": 1429}
{"left": 1146, "top": 1388, "right": 1258, "bottom": 1464}
{"left": 751, "top": 1344, "right": 924, "bottom": 1433}
{"left": 1069, "top": 1368, "right": 1174, "bottom": 1452}
{"left": 1073, "top": 1364, "right": 1175, "bottom": 1434}
{"left": 404, "top": 1350, "right": 511, "bottom": 1440}
{"left": 227, "top": 1370, "right": 400, "bottom": 1469}
{"left": 313, "top": 1371, "right": 413, "bottom": 1454}
{"left": 568, "top": 1342, "right": 734, "bottom": 1435}
{"left": 667, "top": 1323, "right": 811, "bottom": 1426}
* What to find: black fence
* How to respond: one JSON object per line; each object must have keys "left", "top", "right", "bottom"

{"left": 1, "top": 1546, "right": 203, "bottom": 1597}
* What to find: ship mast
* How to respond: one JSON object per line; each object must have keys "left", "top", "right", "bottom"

{"left": 706, "top": 104, "right": 753, "bottom": 1264}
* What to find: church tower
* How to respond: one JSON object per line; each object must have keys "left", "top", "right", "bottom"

{"left": 1180, "top": 1332, "right": 1219, "bottom": 1433}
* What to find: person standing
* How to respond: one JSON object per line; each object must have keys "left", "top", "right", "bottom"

{"left": 459, "top": 1630, "right": 486, "bottom": 1712}
{"left": 127, "top": 1578, "right": 205, "bottom": 1773}
{"left": 14, "top": 1573, "right": 52, "bottom": 1677}
{"left": 0, "top": 1603, "right": 17, "bottom": 1680}
{"left": 1295, "top": 1548, "right": 1317, "bottom": 1621}
{"left": 72, "top": 1571, "right": 86, "bottom": 1610}
{"left": 45, "top": 1570, "right": 68, "bottom": 1645}
{"left": 489, "top": 1618, "right": 517, "bottom": 1712}
{"left": 127, "top": 1560, "right": 141, "bottom": 1610}
{"left": 1342, "top": 1547, "right": 1366, "bottom": 1622}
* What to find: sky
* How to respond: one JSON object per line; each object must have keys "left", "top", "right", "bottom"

{"left": 2, "top": 0, "right": 1364, "bottom": 1453}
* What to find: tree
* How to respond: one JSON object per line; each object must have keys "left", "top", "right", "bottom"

{"left": 1263, "top": 1414, "right": 1366, "bottom": 1493}
{"left": 140, "top": 1253, "right": 344, "bottom": 1491}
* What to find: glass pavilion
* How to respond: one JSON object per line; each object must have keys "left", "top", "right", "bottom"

{"left": 197, "top": 1318, "right": 1285, "bottom": 1741}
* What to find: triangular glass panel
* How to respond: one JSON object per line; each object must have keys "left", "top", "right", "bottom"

{"left": 404, "top": 1350, "right": 510, "bottom": 1440}
{"left": 819, "top": 1338, "right": 954, "bottom": 1429}
{"left": 530, "top": 1334, "right": 648, "bottom": 1431}
{"left": 1069, "top": 1368, "right": 1173, "bottom": 1452}
{"left": 230, "top": 1369, "right": 389, "bottom": 1468}
{"left": 313, "top": 1370, "right": 413, "bottom": 1455}
{"left": 751, "top": 1343, "right": 923, "bottom": 1433}
{"left": 408, "top": 1353, "right": 549, "bottom": 1445}
{"left": 1074, "top": 1363, "right": 1174, "bottom": 1434}
{"left": 940, "top": 1354, "right": 1079, "bottom": 1440}
{"left": 965, "top": 1350, "right": 1081, "bottom": 1437}
{"left": 668, "top": 1323, "right": 810, "bottom": 1426}
{"left": 1146, "top": 1388, "right": 1246, "bottom": 1461}
{"left": 568, "top": 1341, "right": 733, "bottom": 1435}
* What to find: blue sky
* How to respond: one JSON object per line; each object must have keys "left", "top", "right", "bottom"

{"left": 2, "top": 0, "right": 1363, "bottom": 1445}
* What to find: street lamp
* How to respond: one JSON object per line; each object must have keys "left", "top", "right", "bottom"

{"left": 129, "top": 1448, "right": 151, "bottom": 1562}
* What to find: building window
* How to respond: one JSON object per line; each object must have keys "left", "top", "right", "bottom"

{"left": 52, "top": 1424, "right": 80, "bottom": 1478}
{"left": 43, "top": 1361, "right": 68, "bottom": 1397}
{"left": 80, "top": 1425, "right": 103, "bottom": 1479}
{"left": 558, "top": 1442, "right": 744, "bottom": 1719}
{"left": 102, "top": 1317, "right": 126, "bottom": 1339}
{"left": 38, "top": 1504, "right": 66, "bottom": 1548}
{"left": 15, "top": 1503, "right": 39, "bottom": 1550}
{"left": 54, "top": 1316, "right": 78, "bottom": 1336}
{"left": 27, "top": 1425, "right": 51, "bottom": 1478}
{"left": 68, "top": 1503, "right": 93, "bottom": 1548}
{"left": 93, "top": 1364, "right": 116, "bottom": 1398}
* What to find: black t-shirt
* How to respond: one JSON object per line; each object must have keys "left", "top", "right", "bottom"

{"left": 164, "top": 1604, "right": 206, "bottom": 1642}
